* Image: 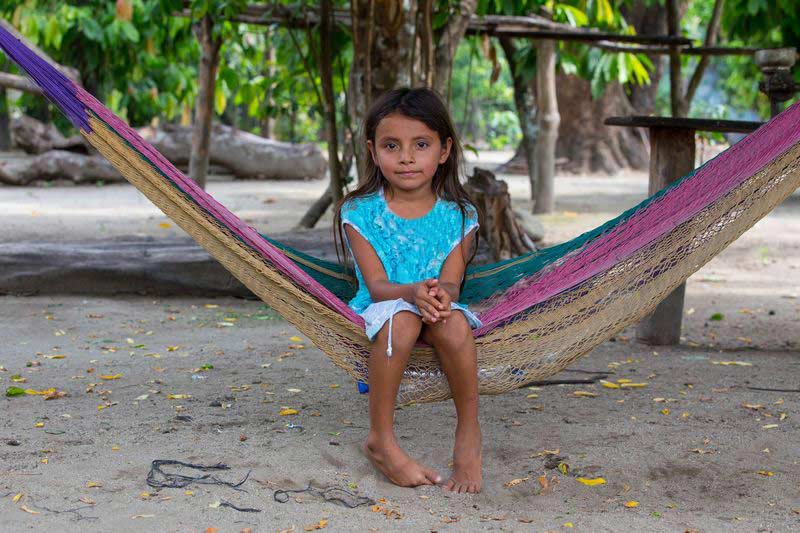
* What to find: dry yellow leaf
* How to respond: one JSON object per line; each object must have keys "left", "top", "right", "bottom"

{"left": 661, "top": 408, "right": 670, "bottom": 415}
{"left": 204, "top": 304, "right": 219, "bottom": 309}
{"left": 616, "top": 378, "right": 633, "bottom": 384}
{"left": 756, "top": 470, "right": 774, "bottom": 476}
{"left": 619, "top": 383, "right": 648, "bottom": 388}
{"left": 100, "top": 374, "right": 122, "bottom": 380}
{"left": 158, "top": 222, "right": 171, "bottom": 229}
{"left": 304, "top": 519, "right": 328, "bottom": 531}
{"left": 564, "top": 522, "right": 573, "bottom": 528}
{"left": 19, "top": 505, "right": 40, "bottom": 515}
{"left": 329, "top": 384, "right": 340, "bottom": 388}
{"left": 289, "top": 336, "right": 303, "bottom": 342}
{"left": 624, "top": 501, "right": 639, "bottom": 508}
{"left": 762, "top": 424, "right": 779, "bottom": 430}
{"left": 86, "top": 481, "right": 102, "bottom": 488}
{"left": 576, "top": 477, "right": 606, "bottom": 486}
{"left": 600, "top": 380, "right": 620, "bottom": 389}
{"left": 504, "top": 476, "right": 530, "bottom": 488}
{"left": 279, "top": 408, "right": 299, "bottom": 416}
{"left": 711, "top": 360, "right": 752, "bottom": 366}
{"left": 572, "top": 391, "right": 597, "bottom": 397}
{"left": 45, "top": 354, "right": 65, "bottom": 359}
{"left": 12, "top": 493, "right": 23, "bottom": 503}
{"left": 34, "top": 422, "right": 44, "bottom": 428}
{"left": 25, "top": 388, "right": 56, "bottom": 396}
{"left": 742, "top": 403, "right": 763, "bottom": 410}
{"left": 167, "top": 394, "right": 191, "bottom": 400}
{"left": 526, "top": 393, "right": 539, "bottom": 399}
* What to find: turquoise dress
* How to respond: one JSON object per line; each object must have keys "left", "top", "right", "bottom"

{"left": 340, "top": 186, "right": 483, "bottom": 359}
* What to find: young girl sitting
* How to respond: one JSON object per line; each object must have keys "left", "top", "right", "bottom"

{"left": 334, "top": 87, "right": 484, "bottom": 494}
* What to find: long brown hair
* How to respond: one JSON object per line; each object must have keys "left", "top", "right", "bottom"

{"left": 332, "top": 87, "right": 482, "bottom": 289}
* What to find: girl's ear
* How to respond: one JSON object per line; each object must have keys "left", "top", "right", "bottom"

{"left": 439, "top": 137, "right": 453, "bottom": 164}
{"left": 366, "top": 140, "right": 378, "bottom": 164}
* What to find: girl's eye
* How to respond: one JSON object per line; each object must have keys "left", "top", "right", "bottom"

{"left": 385, "top": 143, "right": 397, "bottom": 150}
{"left": 416, "top": 141, "right": 428, "bottom": 149}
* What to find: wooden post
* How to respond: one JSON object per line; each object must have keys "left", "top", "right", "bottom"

{"left": 635, "top": 127, "right": 695, "bottom": 345}
{"left": 189, "top": 14, "right": 222, "bottom": 190}
{"left": 533, "top": 10, "right": 559, "bottom": 214}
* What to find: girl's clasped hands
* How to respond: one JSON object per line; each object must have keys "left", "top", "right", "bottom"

{"left": 414, "top": 278, "right": 451, "bottom": 324}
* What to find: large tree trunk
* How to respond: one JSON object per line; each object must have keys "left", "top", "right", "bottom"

{"left": 555, "top": 74, "right": 648, "bottom": 174}
{"left": 188, "top": 14, "right": 222, "bottom": 190}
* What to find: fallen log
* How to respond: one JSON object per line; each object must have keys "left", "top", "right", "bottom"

{"left": 139, "top": 123, "right": 327, "bottom": 180}
{"left": 11, "top": 115, "right": 87, "bottom": 154}
{"left": 0, "top": 150, "right": 123, "bottom": 185}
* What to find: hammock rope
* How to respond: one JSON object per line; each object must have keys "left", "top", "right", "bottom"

{"left": 2, "top": 23, "right": 798, "bottom": 404}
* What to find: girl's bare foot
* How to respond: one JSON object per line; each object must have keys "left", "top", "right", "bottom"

{"left": 444, "top": 424, "right": 482, "bottom": 493}
{"left": 364, "top": 434, "right": 442, "bottom": 487}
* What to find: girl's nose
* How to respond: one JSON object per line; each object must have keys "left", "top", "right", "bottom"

{"left": 400, "top": 145, "right": 415, "bottom": 163}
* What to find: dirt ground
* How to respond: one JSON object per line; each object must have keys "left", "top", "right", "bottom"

{"left": 1, "top": 153, "right": 799, "bottom": 531}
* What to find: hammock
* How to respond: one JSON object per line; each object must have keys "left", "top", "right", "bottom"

{"left": 2, "top": 25, "right": 799, "bottom": 405}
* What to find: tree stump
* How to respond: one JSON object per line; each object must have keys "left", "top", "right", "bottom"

{"left": 464, "top": 167, "right": 540, "bottom": 261}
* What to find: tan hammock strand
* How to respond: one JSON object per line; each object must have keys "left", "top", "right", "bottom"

{"left": 86, "top": 115, "right": 799, "bottom": 404}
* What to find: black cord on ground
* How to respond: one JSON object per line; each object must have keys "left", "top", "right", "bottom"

{"left": 274, "top": 484, "right": 375, "bottom": 508}
{"left": 146, "top": 460, "right": 251, "bottom": 491}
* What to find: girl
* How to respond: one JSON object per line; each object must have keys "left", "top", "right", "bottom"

{"left": 333, "top": 87, "right": 484, "bottom": 493}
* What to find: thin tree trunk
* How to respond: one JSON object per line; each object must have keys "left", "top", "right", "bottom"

{"left": 432, "top": 0, "right": 478, "bottom": 100}
{"left": 498, "top": 36, "right": 538, "bottom": 203}
{"left": 260, "top": 28, "right": 275, "bottom": 138}
{"left": 189, "top": 14, "right": 222, "bottom": 190}
{"left": 666, "top": 0, "right": 684, "bottom": 117}
{"left": 534, "top": 35, "right": 558, "bottom": 214}
{"left": 0, "top": 85, "right": 10, "bottom": 151}
{"left": 297, "top": 0, "right": 344, "bottom": 229}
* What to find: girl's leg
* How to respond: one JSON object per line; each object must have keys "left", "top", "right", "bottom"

{"left": 364, "top": 311, "right": 441, "bottom": 487}
{"left": 421, "top": 311, "right": 482, "bottom": 493}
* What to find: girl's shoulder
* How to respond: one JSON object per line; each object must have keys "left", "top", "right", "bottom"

{"left": 437, "top": 197, "right": 479, "bottom": 223}
{"left": 341, "top": 191, "right": 381, "bottom": 216}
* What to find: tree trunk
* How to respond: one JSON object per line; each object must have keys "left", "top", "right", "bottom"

{"left": 464, "top": 167, "right": 538, "bottom": 261}
{"left": 555, "top": 74, "right": 648, "bottom": 174}
{"left": 533, "top": 35, "right": 558, "bottom": 213}
{"left": 188, "top": 14, "right": 222, "bottom": 190}
{"left": 297, "top": 0, "right": 346, "bottom": 229}
{"left": 0, "top": 150, "right": 123, "bottom": 185}
{"left": 621, "top": 0, "right": 667, "bottom": 115}
{"left": 260, "top": 28, "right": 275, "bottom": 139}
{"left": 432, "top": 0, "right": 478, "bottom": 100}
{"left": 11, "top": 115, "right": 86, "bottom": 154}
{"left": 0, "top": 86, "right": 11, "bottom": 151}
{"left": 498, "top": 36, "right": 538, "bottom": 200}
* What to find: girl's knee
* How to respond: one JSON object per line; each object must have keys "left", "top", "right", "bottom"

{"left": 425, "top": 310, "right": 473, "bottom": 348}
{"left": 374, "top": 311, "right": 422, "bottom": 349}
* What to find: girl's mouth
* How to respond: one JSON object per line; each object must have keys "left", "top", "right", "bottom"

{"left": 397, "top": 171, "right": 420, "bottom": 176}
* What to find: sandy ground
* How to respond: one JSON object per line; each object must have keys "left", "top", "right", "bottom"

{"left": 1, "top": 151, "right": 799, "bottom": 531}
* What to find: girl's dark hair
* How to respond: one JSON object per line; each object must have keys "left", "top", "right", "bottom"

{"left": 333, "top": 87, "right": 482, "bottom": 291}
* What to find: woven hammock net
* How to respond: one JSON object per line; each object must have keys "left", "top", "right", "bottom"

{"left": 2, "top": 24, "right": 799, "bottom": 404}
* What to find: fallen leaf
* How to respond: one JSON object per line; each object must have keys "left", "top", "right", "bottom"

{"left": 661, "top": 408, "right": 670, "bottom": 415}
{"left": 600, "top": 380, "right": 620, "bottom": 389}
{"left": 78, "top": 496, "right": 95, "bottom": 505}
{"left": 131, "top": 514, "right": 155, "bottom": 519}
{"left": 19, "top": 505, "right": 40, "bottom": 515}
{"left": 711, "top": 360, "right": 752, "bottom": 366}
{"left": 619, "top": 383, "right": 648, "bottom": 388}
{"left": 576, "top": 477, "right": 606, "bottom": 486}
{"left": 5, "top": 386, "right": 26, "bottom": 397}
{"left": 279, "top": 408, "right": 299, "bottom": 416}
{"left": 304, "top": 519, "right": 328, "bottom": 531}
{"left": 44, "top": 354, "right": 65, "bottom": 359}
{"left": 762, "top": 424, "right": 779, "bottom": 430}
{"left": 85, "top": 481, "right": 103, "bottom": 488}
{"left": 504, "top": 476, "right": 530, "bottom": 487}
{"left": 289, "top": 336, "right": 303, "bottom": 342}
{"left": 134, "top": 394, "right": 149, "bottom": 401}
{"left": 526, "top": 393, "right": 539, "bottom": 398}
{"left": 756, "top": 470, "right": 774, "bottom": 477}
{"left": 12, "top": 493, "right": 23, "bottom": 503}
{"left": 572, "top": 391, "right": 597, "bottom": 397}
{"left": 158, "top": 222, "right": 171, "bottom": 229}
{"left": 167, "top": 394, "right": 191, "bottom": 400}
{"left": 742, "top": 403, "right": 763, "bottom": 410}
{"left": 624, "top": 501, "right": 639, "bottom": 508}
{"left": 564, "top": 522, "right": 574, "bottom": 528}
{"left": 100, "top": 374, "right": 122, "bottom": 380}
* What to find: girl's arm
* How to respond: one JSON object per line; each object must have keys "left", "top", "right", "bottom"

{"left": 436, "top": 228, "right": 478, "bottom": 302}
{"left": 344, "top": 225, "right": 443, "bottom": 313}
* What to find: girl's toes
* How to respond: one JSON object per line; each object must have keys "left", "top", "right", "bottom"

{"left": 424, "top": 468, "right": 441, "bottom": 484}
{"left": 443, "top": 479, "right": 455, "bottom": 491}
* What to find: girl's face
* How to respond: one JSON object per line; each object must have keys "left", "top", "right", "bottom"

{"left": 367, "top": 113, "right": 452, "bottom": 195}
